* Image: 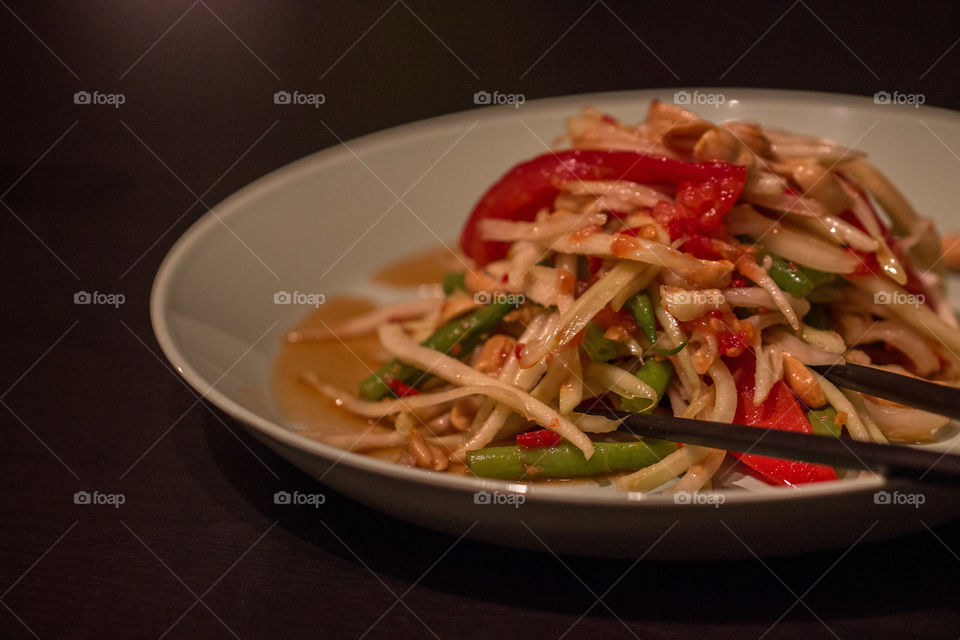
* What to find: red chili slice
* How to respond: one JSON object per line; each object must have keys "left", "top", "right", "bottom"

{"left": 516, "top": 429, "right": 562, "bottom": 448}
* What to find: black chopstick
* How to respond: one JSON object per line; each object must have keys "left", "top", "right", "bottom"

{"left": 584, "top": 409, "right": 960, "bottom": 486}
{"left": 810, "top": 363, "right": 960, "bottom": 421}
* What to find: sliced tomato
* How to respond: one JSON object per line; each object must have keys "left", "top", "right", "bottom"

{"left": 729, "top": 356, "right": 838, "bottom": 486}
{"left": 459, "top": 150, "right": 746, "bottom": 266}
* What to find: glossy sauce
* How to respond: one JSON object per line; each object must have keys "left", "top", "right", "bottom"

{"left": 274, "top": 248, "right": 620, "bottom": 483}
{"left": 372, "top": 245, "right": 462, "bottom": 288}
{"left": 273, "top": 297, "right": 407, "bottom": 462}
{"left": 276, "top": 247, "right": 463, "bottom": 467}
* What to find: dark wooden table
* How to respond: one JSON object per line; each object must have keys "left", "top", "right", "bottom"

{"left": 3, "top": 2, "right": 960, "bottom": 638}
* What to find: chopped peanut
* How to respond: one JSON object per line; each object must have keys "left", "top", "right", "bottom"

{"left": 428, "top": 442, "right": 450, "bottom": 471}
{"left": 791, "top": 160, "right": 852, "bottom": 215}
{"left": 405, "top": 429, "right": 449, "bottom": 471}
{"left": 724, "top": 122, "right": 774, "bottom": 158}
{"left": 693, "top": 127, "right": 744, "bottom": 164}
{"left": 504, "top": 306, "right": 533, "bottom": 323}
{"left": 474, "top": 334, "right": 517, "bottom": 376}
{"left": 406, "top": 429, "right": 434, "bottom": 469}
{"left": 437, "top": 297, "right": 479, "bottom": 325}
{"left": 782, "top": 353, "right": 826, "bottom": 408}
{"left": 450, "top": 396, "right": 480, "bottom": 431}
{"left": 646, "top": 100, "right": 715, "bottom": 153}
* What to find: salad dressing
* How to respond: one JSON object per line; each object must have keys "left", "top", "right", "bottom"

{"left": 273, "top": 297, "right": 385, "bottom": 436}
{"left": 372, "top": 244, "right": 460, "bottom": 288}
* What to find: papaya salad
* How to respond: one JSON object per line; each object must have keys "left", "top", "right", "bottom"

{"left": 292, "top": 99, "right": 960, "bottom": 492}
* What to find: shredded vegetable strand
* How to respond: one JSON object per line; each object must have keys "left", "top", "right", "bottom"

{"left": 521, "top": 261, "right": 647, "bottom": 366}
{"left": 616, "top": 445, "right": 714, "bottom": 492}
{"left": 308, "top": 99, "right": 958, "bottom": 494}
{"left": 706, "top": 359, "right": 737, "bottom": 423}
{"left": 287, "top": 298, "right": 442, "bottom": 343}
{"left": 652, "top": 289, "right": 700, "bottom": 401}
{"left": 666, "top": 450, "right": 727, "bottom": 494}
{"left": 459, "top": 315, "right": 552, "bottom": 456}
{"left": 810, "top": 372, "right": 871, "bottom": 442}
{"left": 378, "top": 324, "right": 595, "bottom": 458}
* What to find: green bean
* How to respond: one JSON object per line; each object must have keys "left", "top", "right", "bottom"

{"left": 766, "top": 255, "right": 836, "bottom": 298}
{"left": 466, "top": 440, "right": 679, "bottom": 480}
{"left": 767, "top": 255, "right": 815, "bottom": 298}
{"left": 620, "top": 358, "right": 674, "bottom": 413}
{"left": 625, "top": 292, "right": 657, "bottom": 344}
{"left": 808, "top": 407, "right": 842, "bottom": 437}
{"left": 798, "top": 265, "right": 835, "bottom": 289}
{"left": 582, "top": 321, "right": 618, "bottom": 362}
{"left": 358, "top": 301, "right": 514, "bottom": 400}
{"left": 442, "top": 272, "right": 467, "bottom": 295}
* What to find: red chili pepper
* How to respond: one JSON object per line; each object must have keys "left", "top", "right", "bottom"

{"left": 728, "top": 356, "right": 837, "bottom": 486}
{"left": 516, "top": 429, "right": 561, "bottom": 448}
{"left": 387, "top": 378, "right": 421, "bottom": 398}
{"left": 459, "top": 150, "right": 746, "bottom": 266}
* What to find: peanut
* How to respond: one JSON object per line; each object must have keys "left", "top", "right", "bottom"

{"left": 782, "top": 353, "right": 826, "bottom": 408}
{"left": 474, "top": 334, "right": 517, "bottom": 376}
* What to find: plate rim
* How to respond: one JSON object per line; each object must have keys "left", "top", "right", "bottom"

{"left": 150, "top": 87, "right": 960, "bottom": 506}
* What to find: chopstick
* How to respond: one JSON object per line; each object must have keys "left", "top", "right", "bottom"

{"left": 809, "top": 363, "right": 960, "bottom": 421}
{"left": 584, "top": 409, "right": 960, "bottom": 485}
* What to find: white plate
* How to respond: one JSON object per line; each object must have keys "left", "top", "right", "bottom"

{"left": 151, "top": 89, "right": 960, "bottom": 559}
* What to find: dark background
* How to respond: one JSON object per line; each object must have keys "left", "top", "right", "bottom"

{"left": 3, "top": 1, "right": 960, "bottom": 638}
